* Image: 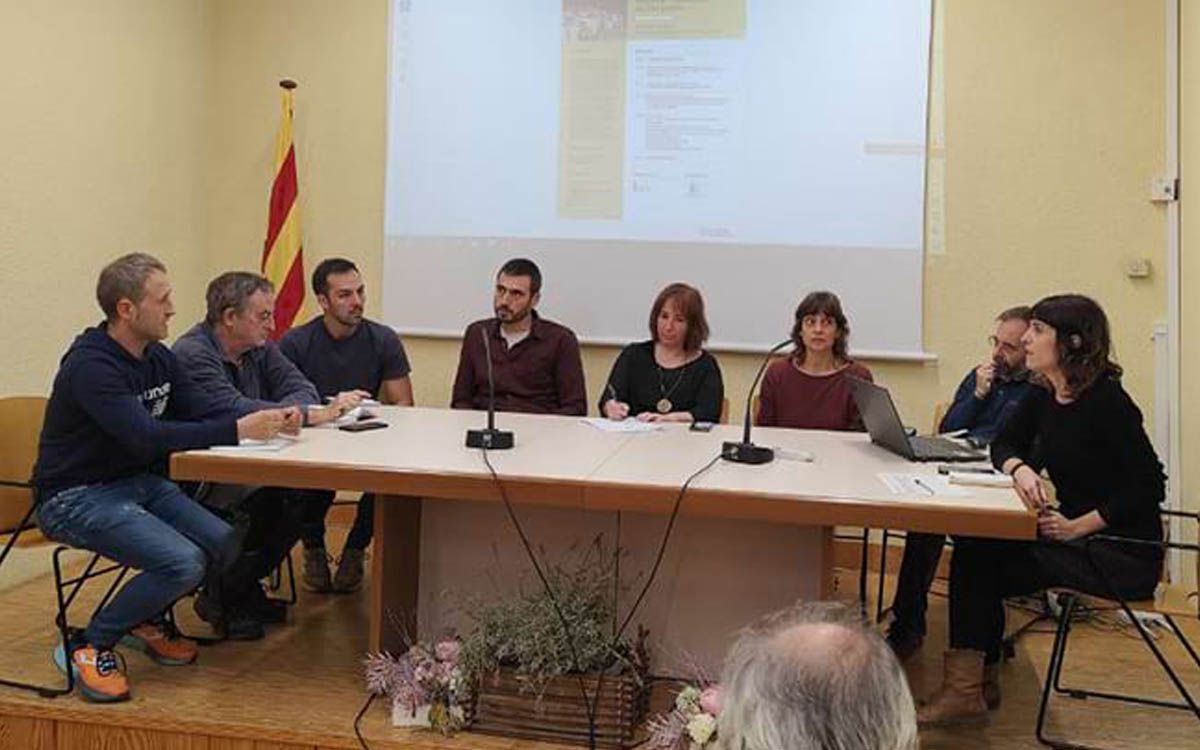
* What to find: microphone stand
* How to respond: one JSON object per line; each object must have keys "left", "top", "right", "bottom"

{"left": 722, "top": 338, "right": 793, "bottom": 464}
{"left": 466, "top": 322, "right": 514, "bottom": 449}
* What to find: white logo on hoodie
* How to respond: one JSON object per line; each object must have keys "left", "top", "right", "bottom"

{"left": 142, "top": 382, "right": 171, "bottom": 418}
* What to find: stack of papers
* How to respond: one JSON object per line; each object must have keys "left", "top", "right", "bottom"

{"left": 327, "top": 406, "right": 363, "bottom": 428}
{"left": 947, "top": 471, "right": 1013, "bottom": 488}
{"left": 211, "top": 437, "right": 295, "bottom": 453}
{"left": 315, "top": 405, "right": 381, "bottom": 429}
{"left": 581, "top": 418, "right": 663, "bottom": 433}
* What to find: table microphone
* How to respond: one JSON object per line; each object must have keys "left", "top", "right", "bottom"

{"left": 722, "top": 338, "right": 792, "bottom": 464}
{"left": 466, "top": 323, "right": 514, "bottom": 449}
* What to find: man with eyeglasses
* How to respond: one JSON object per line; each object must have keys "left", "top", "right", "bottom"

{"left": 885, "top": 305, "right": 1034, "bottom": 667}
{"left": 937, "top": 305, "right": 1034, "bottom": 443}
{"left": 173, "top": 272, "right": 364, "bottom": 640}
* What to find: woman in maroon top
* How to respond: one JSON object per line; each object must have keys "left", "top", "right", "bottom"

{"left": 756, "top": 291, "right": 873, "bottom": 431}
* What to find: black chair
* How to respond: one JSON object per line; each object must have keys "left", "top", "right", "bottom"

{"left": 266, "top": 547, "right": 298, "bottom": 604}
{"left": 1035, "top": 510, "right": 1200, "bottom": 749}
{"left": 836, "top": 527, "right": 934, "bottom": 618}
{"left": 0, "top": 495, "right": 131, "bottom": 699}
{"left": 832, "top": 527, "right": 875, "bottom": 613}
{"left": 876, "top": 528, "right": 1060, "bottom": 660}
{"left": 874, "top": 528, "right": 954, "bottom": 623}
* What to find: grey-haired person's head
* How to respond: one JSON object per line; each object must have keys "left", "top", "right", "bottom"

{"left": 205, "top": 271, "right": 275, "bottom": 325}
{"left": 718, "top": 601, "right": 918, "bottom": 750}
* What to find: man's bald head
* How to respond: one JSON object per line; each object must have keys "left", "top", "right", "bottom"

{"left": 772, "top": 621, "right": 868, "bottom": 666}
{"left": 718, "top": 602, "right": 917, "bottom": 750}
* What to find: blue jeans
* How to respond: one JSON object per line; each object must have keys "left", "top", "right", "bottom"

{"left": 36, "top": 475, "right": 237, "bottom": 650}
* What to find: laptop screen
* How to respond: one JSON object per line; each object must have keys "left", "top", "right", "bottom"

{"left": 847, "top": 377, "right": 915, "bottom": 459}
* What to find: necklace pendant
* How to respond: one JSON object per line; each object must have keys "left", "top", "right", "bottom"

{"left": 657, "top": 398, "right": 673, "bottom": 414}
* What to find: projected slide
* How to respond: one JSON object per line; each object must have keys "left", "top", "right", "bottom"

{"left": 384, "top": 0, "right": 931, "bottom": 356}
{"left": 387, "top": 0, "right": 928, "bottom": 250}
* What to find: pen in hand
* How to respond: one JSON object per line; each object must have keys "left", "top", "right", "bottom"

{"left": 603, "top": 383, "right": 629, "bottom": 420}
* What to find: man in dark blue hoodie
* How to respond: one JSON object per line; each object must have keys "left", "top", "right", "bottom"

{"left": 33, "top": 253, "right": 293, "bottom": 703}
{"left": 174, "top": 271, "right": 364, "bottom": 640}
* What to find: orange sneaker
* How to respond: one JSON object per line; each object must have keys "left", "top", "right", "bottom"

{"left": 122, "top": 622, "right": 198, "bottom": 666}
{"left": 54, "top": 643, "right": 131, "bottom": 703}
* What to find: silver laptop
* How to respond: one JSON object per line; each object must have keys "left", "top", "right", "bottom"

{"left": 847, "top": 377, "right": 987, "bottom": 463}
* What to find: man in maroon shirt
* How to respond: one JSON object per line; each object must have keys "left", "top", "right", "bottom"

{"left": 451, "top": 258, "right": 587, "bottom": 416}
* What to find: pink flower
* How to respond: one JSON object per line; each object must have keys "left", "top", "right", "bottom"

{"left": 435, "top": 639, "right": 463, "bottom": 664}
{"left": 414, "top": 663, "right": 432, "bottom": 683}
{"left": 699, "top": 685, "right": 724, "bottom": 715}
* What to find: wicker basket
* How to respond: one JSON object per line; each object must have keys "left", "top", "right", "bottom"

{"left": 468, "top": 668, "right": 648, "bottom": 748}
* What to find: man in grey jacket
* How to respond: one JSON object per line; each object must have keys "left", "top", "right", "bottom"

{"left": 174, "top": 272, "right": 364, "bottom": 639}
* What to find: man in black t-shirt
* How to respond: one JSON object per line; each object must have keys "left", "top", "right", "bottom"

{"left": 280, "top": 258, "right": 413, "bottom": 593}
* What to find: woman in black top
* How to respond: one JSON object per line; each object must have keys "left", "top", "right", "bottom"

{"left": 599, "top": 283, "right": 723, "bottom": 424}
{"left": 919, "top": 294, "right": 1164, "bottom": 726}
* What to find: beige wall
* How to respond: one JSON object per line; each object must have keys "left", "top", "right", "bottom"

{"left": 0, "top": 0, "right": 1173, "bottom": 463}
{"left": 0, "top": 0, "right": 212, "bottom": 395}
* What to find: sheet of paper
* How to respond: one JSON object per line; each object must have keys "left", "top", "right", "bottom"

{"left": 581, "top": 417, "right": 663, "bottom": 433}
{"left": 210, "top": 438, "right": 294, "bottom": 453}
{"left": 878, "top": 472, "right": 968, "bottom": 497}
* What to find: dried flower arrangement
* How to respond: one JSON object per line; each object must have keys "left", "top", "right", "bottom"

{"left": 364, "top": 633, "right": 468, "bottom": 734}
{"left": 459, "top": 536, "right": 651, "bottom": 746}
{"left": 459, "top": 536, "right": 649, "bottom": 695}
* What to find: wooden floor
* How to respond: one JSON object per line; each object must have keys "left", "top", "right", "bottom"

{"left": 0, "top": 533, "right": 1197, "bottom": 749}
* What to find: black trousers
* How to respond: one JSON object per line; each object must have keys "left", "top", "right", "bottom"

{"left": 890, "top": 532, "right": 947, "bottom": 640}
{"left": 299, "top": 490, "right": 375, "bottom": 552}
{"left": 208, "top": 486, "right": 307, "bottom": 607}
{"left": 949, "top": 536, "right": 1161, "bottom": 663}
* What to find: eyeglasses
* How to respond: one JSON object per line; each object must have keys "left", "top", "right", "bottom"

{"left": 988, "top": 335, "right": 1021, "bottom": 354}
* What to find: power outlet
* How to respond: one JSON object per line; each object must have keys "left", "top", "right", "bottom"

{"left": 1126, "top": 258, "right": 1153, "bottom": 279}
{"left": 1150, "top": 176, "right": 1178, "bottom": 202}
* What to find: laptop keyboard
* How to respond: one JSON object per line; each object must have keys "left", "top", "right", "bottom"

{"left": 910, "top": 436, "right": 985, "bottom": 461}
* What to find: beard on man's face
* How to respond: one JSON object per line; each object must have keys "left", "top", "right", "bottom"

{"left": 496, "top": 304, "right": 529, "bottom": 322}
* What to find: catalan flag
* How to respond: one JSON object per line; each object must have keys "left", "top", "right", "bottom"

{"left": 261, "top": 80, "right": 305, "bottom": 339}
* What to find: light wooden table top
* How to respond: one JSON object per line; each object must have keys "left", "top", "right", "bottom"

{"left": 171, "top": 406, "right": 1035, "bottom": 539}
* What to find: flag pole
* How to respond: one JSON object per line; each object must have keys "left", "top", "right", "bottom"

{"left": 279, "top": 79, "right": 297, "bottom": 120}
{"left": 262, "top": 78, "right": 306, "bottom": 339}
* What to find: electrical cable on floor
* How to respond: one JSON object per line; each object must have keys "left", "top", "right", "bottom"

{"left": 353, "top": 692, "right": 376, "bottom": 750}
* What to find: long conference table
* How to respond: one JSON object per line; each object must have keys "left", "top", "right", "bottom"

{"left": 171, "top": 406, "right": 1034, "bottom": 669}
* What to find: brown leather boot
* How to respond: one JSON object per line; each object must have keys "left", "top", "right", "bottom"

{"left": 917, "top": 650, "right": 989, "bottom": 727}
{"left": 983, "top": 661, "right": 1001, "bottom": 710}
